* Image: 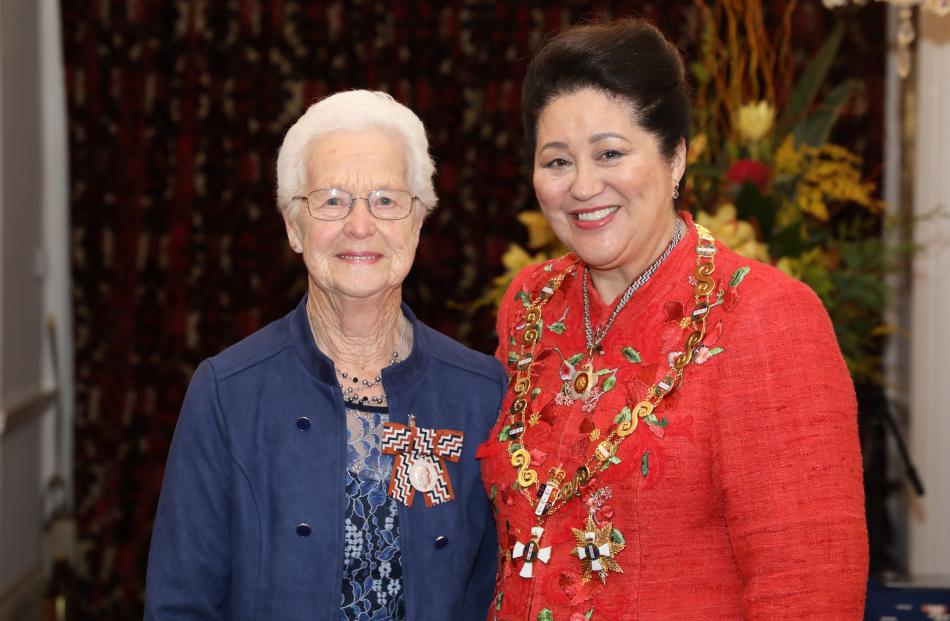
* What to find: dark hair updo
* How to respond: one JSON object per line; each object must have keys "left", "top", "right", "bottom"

{"left": 522, "top": 18, "right": 690, "bottom": 160}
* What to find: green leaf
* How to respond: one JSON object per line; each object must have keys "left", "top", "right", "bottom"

{"left": 641, "top": 451, "right": 651, "bottom": 478}
{"left": 776, "top": 21, "right": 844, "bottom": 139}
{"left": 585, "top": 609, "right": 594, "bottom": 620}
{"left": 509, "top": 335, "right": 516, "bottom": 346}
{"left": 769, "top": 223, "right": 808, "bottom": 258}
{"left": 496, "top": 592, "right": 504, "bottom": 610}
{"left": 538, "top": 609, "right": 554, "bottom": 621}
{"left": 644, "top": 413, "right": 659, "bottom": 427}
{"left": 548, "top": 322, "right": 566, "bottom": 334}
{"left": 793, "top": 80, "right": 855, "bottom": 147}
{"left": 708, "top": 347, "right": 725, "bottom": 356}
{"left": 567, "top": 353, "right": 585, "bottom": 365}
{"left": 734, "top": 183, "right": 778, "bottom": 236}
{"left": 516, "top": 290, "right": 531, "bottom": 308}
{"left": 531, "top": 387, "right": 542, "bottom": 401}
{"left": 729, "top": 266, "right": 751, "bottom": 288}
{"left": 614, "top": 406, "right": 632, "bottom": 424}
{"left": 509, "top": 443, "right": 522, "bottom": 452}
{"left": 621, "top": 346, "right": 641, "bottom": 363}
{"left": 610, "top": 528, "right": 625, "bottom": 546}
{"left": 543, "top": 263, "right": 553, "bottom": 272}
{"left": 656, "top": 416, "right": 669, "bottom": 428}
{"left": 601, "top": 375, "right": 617, "bottom": 392}
{"left": 498, "top": 426, "right": 510, "bottom": 441}
{"left": 508, "top": 351, "right": 519, "bottom": 366}
{"left": 609, "top": 455, "right": 621, "bottom": 465}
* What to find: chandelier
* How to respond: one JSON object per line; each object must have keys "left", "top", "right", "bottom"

{"left": 823, "top": 0, "right": 950, "bottom": 77}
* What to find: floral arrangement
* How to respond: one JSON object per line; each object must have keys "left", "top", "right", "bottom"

{"left": 484, "top": 4, "right": 894, "bottom": 385}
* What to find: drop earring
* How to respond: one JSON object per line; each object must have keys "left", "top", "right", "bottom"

{"left": 672, "top": 181, "right": 680, "bottom": 200}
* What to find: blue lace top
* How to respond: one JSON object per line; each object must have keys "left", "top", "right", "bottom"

{"left": 339, "top": 403, "right": 405, "bottom": 620}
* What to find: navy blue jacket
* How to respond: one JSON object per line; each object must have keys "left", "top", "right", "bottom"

{"left": 145, "top": 298, "right": 505, "bottom": 620}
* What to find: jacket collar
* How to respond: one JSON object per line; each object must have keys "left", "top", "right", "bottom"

{"left": 286, "top": 294, "right": 430, "bottom": 397}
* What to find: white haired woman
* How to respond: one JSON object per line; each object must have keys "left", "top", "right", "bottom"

{"left": 145, "top": 90, "right": 505, "bottom": 621}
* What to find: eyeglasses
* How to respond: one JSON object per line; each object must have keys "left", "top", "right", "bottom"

{"left": 292, "top": 188, "right": 418, "bottom": 221}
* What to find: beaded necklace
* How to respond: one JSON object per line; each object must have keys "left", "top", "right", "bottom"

{"left": 503, "top": 222, "right": 719, "bottom": 583}
{"left": 307, "top": 308, "right": 410, "bottom": 406}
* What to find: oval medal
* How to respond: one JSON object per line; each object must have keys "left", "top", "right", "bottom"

{"left": 408, "top": 457, "right": 438, "bottom": 492}
{"left": 568, "top": 362, "right": 595, "bottom": 401}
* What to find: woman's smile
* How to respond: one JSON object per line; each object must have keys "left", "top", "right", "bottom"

{"left": 569, "top": 205, "right": 620, "bottom": 228}
{"left": 337, "top": 251, "right": 383, "bottom": 263}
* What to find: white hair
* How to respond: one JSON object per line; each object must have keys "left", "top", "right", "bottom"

{"left": 275, "top": 90, "right": 437, "bottom": 218}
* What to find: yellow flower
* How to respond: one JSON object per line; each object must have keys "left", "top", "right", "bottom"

{"left": 695, "top": 204, "right": 770, "bottom": 263}
{"left": 737, "top": 100, "right": 775, "bottom": 143}
{"left": 517, "top": 211, "right": 558, "bottom": 250}
{"left": 775, "top": 138, "right": 882, "bottom": 222}
{"left": 500, "top": 243, "right": 545, "bottom": 272}
{"left": 774, "top": 135, "right": 803, "bottom": 177}
{"left": 688, "top": 133, "right": 708, "bottom": 165}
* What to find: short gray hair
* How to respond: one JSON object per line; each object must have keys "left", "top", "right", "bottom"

{"left": 275, "top": 90, "right": 437, "bottom": 217}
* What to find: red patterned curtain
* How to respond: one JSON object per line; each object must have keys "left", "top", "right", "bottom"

{"left": 60, "top": 1, "right": 882, "bottom": 617}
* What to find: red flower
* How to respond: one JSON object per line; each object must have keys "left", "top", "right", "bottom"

{"left": 726, "top": 159, "right": 771, "bottom": 193}
{"left": 723, "top": 287, "right": 740, "bottom": 312}
{"left": 558, "top": 572, "right": 593, "bottom": 607}
{"left": 531, "top": 420, "right": 553, "bottom": 443}
{"left": 499, "top": 486, "right": 519, "bottom": 507}
{"left": 596, "top": 504, "right": 615, "bottom": 522}
{"left": 529, "top": 448, "right": 547, "bottom": 467}
{"left": 663, "top": 300, "right": 685, "bottom": 323}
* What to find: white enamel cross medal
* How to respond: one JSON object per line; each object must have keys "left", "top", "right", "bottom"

{"left": 512, "top": 526, "right": 551, "bottom": 579}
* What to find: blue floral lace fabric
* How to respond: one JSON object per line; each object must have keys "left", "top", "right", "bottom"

{"left": 340, "top": 403, "right": 405, "bottom": 620}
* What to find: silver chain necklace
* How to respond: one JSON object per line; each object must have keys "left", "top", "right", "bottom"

{"left": 582, "top": 218, "right": 683, "bottom": 355}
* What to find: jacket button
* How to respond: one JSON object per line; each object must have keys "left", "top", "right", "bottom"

{"left": 296, "top": 417, "right": 311, "bottom": 430}
{"left": 296, "top": 523, "right": 312, "bottom": 537}
{"left": 434, "top": 535, "right": 448, "bottom": 549}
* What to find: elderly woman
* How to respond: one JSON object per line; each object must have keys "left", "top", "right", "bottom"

{"left": 145, "top": 90, "right": 504, "bottom": 620}
{"left": 477, "top": 19, "right": 868, "bottom": 619}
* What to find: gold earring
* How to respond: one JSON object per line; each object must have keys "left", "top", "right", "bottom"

{"left": 672, "top": 181, "right": 680, "bottom": 200}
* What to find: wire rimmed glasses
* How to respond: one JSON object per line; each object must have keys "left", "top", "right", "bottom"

{"left": 292, "top": 188, "right": 419, "bottom": 221}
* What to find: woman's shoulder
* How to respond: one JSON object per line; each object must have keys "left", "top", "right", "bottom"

{"left": 707, "top": 243, "right": 843, "bottom": 368}
{"left": 712, "top": 242, "right": 826, "bottom": 317}
{"left": 501, "top": 253, "right": 578, "bottom": 310}
{"left": 416, "top": 320, "right": 506, "bottom": 386}
{"left": 205, "top": 311, "right": 296, "bottom": 381}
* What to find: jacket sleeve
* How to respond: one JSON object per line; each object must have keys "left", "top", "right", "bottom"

{"left": 464, "top": 361, "right": 507, "bottom": 620}
{"left": 145, "top": 360, "right": 231, "bottom": 620}
{"left": 713, "top": 279, "right": 869, "bottom": 619}
{"left": 462, "top": 502, "right": 499, "bottom": 621}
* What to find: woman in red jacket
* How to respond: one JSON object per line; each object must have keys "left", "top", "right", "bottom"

{"left": 478, "top": 19, "right": 868, "bottom": 619}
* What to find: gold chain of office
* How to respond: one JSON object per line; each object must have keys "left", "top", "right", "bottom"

{"left": 504, "top": 222, "right": 719, "bottom": 521}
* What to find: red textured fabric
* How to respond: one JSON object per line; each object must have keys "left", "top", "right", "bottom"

{"left": 479, "top": 214, "right": 868, "bottom": 620}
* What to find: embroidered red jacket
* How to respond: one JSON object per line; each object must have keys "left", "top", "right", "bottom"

{"left": 478, "top": 214, "right": 868, "bottom": 620}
